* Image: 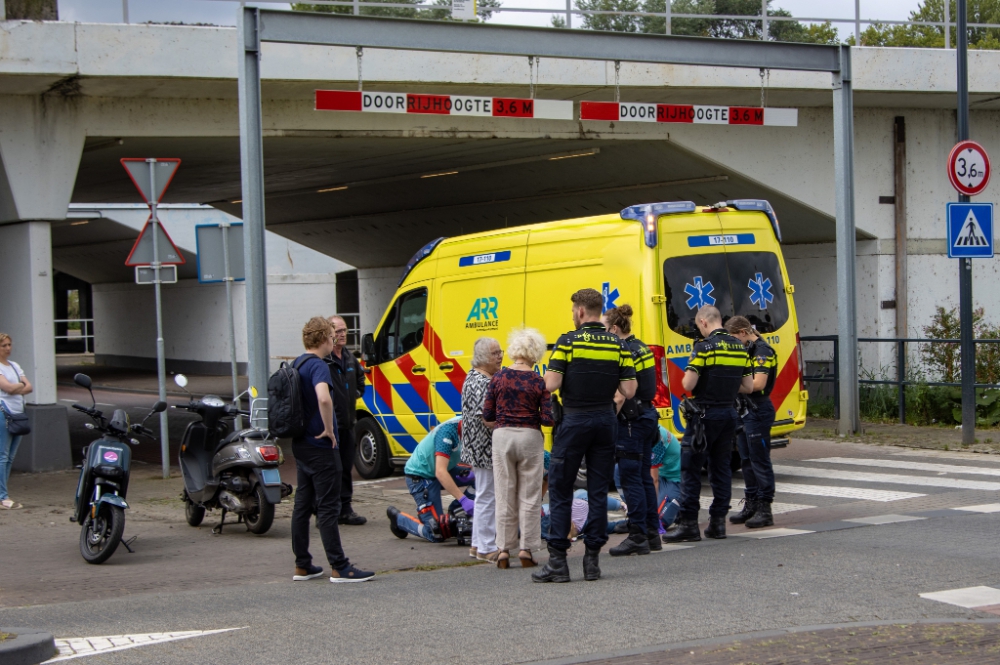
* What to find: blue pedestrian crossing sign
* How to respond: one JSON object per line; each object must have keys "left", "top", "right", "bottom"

{"left": 947, "top": 202, "right": 994, "bottom": 259}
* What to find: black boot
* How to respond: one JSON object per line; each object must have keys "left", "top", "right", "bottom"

{"left": 386, "top": 507, "right": 408, "bottom": 539}
{"left": 582, "top": 547, "right": 601, "bottom": 581}
{"left": 609, "top": 528, "right": 650, "bottom": 557}
{"left": 646, "top": 528, "right": 662, "bottom": 552}
{"left": 745, "top": 500, "right": 774, "bottom": 529}
{"left": 704, "top": 516, "right": 727, "bottom": 539}
{"left": 532, "top": 546, "right": 571, "bottom": 583}
{"left": 729, "top": 498, "right": 758, "bottom": 524}
{"left": 662, "top": 517, "right": 701, "bottom": 543}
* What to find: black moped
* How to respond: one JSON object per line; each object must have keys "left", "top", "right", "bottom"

{"left": 70, "top": 373, "right": 166, "bottom": 564}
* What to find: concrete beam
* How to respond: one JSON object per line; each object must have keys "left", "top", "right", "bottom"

{"left": 0, "top": 96, "right": 84, "bottom": 222}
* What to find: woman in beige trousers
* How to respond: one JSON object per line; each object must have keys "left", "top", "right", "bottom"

{"left": 482, "top": 328, "right": 554, "bottom": 568}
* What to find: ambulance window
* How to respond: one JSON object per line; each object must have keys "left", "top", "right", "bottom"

{"left": 662, "top": 255, "right": 734, "bottom": 339}
{"left": 372, "top": 287, "right": 427, "bottom": 363}
{"left": 726, "top": 252, "right": 789, "bottom": 334}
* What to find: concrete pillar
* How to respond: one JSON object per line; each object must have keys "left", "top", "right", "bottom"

{"left": 358, "top": 266, "right": 403, "bottom": 336}
{"left": 0, "top": 222, "right": 70, "bottom": 471}
{"left": 0, "top": 95, "right": 85, "bottom": 471}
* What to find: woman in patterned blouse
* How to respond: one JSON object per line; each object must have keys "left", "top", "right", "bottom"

{"left": 483, "top": 327, "right": 554, "bottom": 568}
{"left": 461, "top": 337, "right": 503, "bottom": 562}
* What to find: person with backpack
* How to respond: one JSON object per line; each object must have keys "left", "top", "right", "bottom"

{"left": 284, "top": 317, "right": 374, "bottom": 583}
{"left": 324, "top": 315, "right": 367, "bottom": 526}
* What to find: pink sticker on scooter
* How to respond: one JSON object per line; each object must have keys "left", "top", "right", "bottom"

{"left": 103, "top": 450, "right": 119, "bottom": 463}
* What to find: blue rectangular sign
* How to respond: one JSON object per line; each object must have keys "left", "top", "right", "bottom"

{"left": 458, "top": 250, "right": 511, "bottom": 267}
{"left": 947, "top": 203, "right": 994, "bottom": 259}
{"left": 687, "top": 233, "right": 755, "bottom": 248}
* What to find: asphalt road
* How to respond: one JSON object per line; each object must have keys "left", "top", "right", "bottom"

{"left": 5, "top": 385, "right": 1000, "bottom": 664}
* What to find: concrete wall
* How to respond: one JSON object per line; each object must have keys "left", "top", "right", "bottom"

{"left": 358, "top": 266, "right": 404, "bottom": 339}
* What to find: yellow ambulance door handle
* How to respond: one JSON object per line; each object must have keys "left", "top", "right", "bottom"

{"left": 438, "top": 362, "right": 455, "bottom": 371}
{"left": 411, "top": 366, "right": 427, "bottom": 375}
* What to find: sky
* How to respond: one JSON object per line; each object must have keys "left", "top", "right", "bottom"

{"left": 58, "top": 0, "right": 928, "bottom": 38}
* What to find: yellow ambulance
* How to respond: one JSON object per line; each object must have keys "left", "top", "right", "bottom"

{"left": 354, "top": 199, "right": 807, "bottom": 478}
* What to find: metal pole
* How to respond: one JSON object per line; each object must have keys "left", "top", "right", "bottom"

{"left": 122, "top": 0, "right": 129, "bottom": 23}
{"left": 833, "top": 46, "right": 861, "bottom": 436}
{"left": 565, "top": 0, "right": 572, "bottom": 29}
{"left": 898, "top": 340, "right": 906, "bottom": 424}
{"left": 237, "top": 7, "right": 271, "bottom": 398}
{"left": 761, "top": 0, "right": 768, "bottom": 40}
{"left": 147, "top": 159, "right": 170, "bottom": 479}
{"left": 854, "top": 0, "right": 861, "bottom": 45}
{"left": 945, "top": 0, "right": 951, "bottom": 49}
{"left": 664, "top": 0, "right": 670, "bottom": 35}
{"left": 221, "top": 222, "right": 242, "bottom": 430}
{"left": 957, "top": 0, "right": 975, "bottom": 446}
{"left": 894, "top": 116, "right": 908, "bottom": 340}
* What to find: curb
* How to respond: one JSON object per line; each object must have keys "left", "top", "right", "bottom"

{"left": 518, "top": 617, "right": 1000, "bottom": 665}
{"left": 0, "top": 628, "right": 57, "bottom": 665}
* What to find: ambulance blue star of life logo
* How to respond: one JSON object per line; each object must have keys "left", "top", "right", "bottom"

{"left": 748, "top": 272, "right": 774, "bottom": 310}
{"left": 602, "top": 282, "right": 620, "bottom": 313}
{"left": 684, "top": 276, "right": 715, "bottom": 310}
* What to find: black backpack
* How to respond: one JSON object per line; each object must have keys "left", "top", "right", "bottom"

{"left": 267, "top": 356, "right": 311, "bottom": 439}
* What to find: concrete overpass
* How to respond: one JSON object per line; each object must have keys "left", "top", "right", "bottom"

{"left": 2, "top": 18, "right": 1000, "bottom": 461}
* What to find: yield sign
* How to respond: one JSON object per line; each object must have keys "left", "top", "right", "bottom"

{"left": 125, "top": 216, "right": 186, "bottom": 266}
{"left": 120, "top": 158, "right": 181, "bottom": 204}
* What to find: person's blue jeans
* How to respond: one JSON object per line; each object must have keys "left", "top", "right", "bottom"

{"left": 736, "top": 400, "right": 776, "bottom": 503}
{"left": 541, "top": 491, "right": 625, "bottom": 539}
{"left": 656, "top": 478, "right": 682, "bottom": 529}
{"left": 678, "top": 406, "right": 738, "bottom": 520}
{"left": 0, "top": 413, "right": 22, "bottom": 501}
{"left": 547, "top": 409, "right": 617, "bottom": 553}
{"left": 397, "top": 476, "right": 463, "bottom": 543}
{"left": 614, "top": 411, "right": 659, "bottom": 535}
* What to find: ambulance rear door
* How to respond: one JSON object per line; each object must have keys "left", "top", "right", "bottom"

{"left": 429, "top": 231, "right": 529, "bottom": 423}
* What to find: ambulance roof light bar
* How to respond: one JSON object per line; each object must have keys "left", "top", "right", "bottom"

{"left": 726, "top": 199, "right": 782, "bottom": 243}
{"left": 398, "top": 236, "right": 446, "bottom": 286}
{"left": 620, "top": 201, "right": 698, "bottom": 248}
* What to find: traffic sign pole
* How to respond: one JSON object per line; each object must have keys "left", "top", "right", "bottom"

{"left": 957, "top": 0, "right": 975, "bottom": 447}
{"left": 221, "top": 222, "right": 242, "bottom": 430}
{"left": 148, "top": 159, "right": 171, "bottom": 479}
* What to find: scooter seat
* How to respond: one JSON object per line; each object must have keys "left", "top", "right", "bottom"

{"left": 221, "top": 429, "right": 269, "bottom": 444}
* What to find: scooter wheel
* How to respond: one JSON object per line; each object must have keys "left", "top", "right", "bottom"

{"left": 244, "top": 483, "right": 275, "bottom": 535}
{"left": 80, "top": 504, "right": 125, "bottom": 565}
{"left": 185, "top": 492, "right": 206, "bottom": 527}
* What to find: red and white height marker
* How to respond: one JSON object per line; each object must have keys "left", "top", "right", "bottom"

{"left": 579, "top": 102, "right": 798, "bottom": 126}
{"left": 316, "top": 90, "right": 574, "bottom": 120}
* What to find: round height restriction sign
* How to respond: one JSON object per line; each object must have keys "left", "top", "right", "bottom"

{"left": 948, "top": 140, "right": 991, "bottom": 196}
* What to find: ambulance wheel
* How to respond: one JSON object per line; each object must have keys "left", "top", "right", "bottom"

{"left": 355, "top": 418, "right": 391, "bottom": 479}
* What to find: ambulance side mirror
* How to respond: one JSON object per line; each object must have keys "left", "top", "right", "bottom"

{"left": 361, "top": 333, "right": 376, "bottom": 366}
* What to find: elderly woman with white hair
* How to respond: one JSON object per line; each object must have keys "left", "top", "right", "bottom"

{"left": 482, "top": 327, "right": 553, "bottom": 568}
{"left": 461, "top": 336, "right": 503, "bottom": 561}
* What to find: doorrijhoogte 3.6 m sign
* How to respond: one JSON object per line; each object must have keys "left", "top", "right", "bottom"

{"left": 315, "top": 90, "right": 798, "bottom": 126}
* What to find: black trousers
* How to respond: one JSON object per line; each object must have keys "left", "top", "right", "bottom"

{"left": 337, "top": 426, "right": 356, "bottom": 513}
{"left": 678, "top": 407, "right": 738, "bottom": 520}
{"left": 291, "top": 441, "right": 349, "bottom": 572}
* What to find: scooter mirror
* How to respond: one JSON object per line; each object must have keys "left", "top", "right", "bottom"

{"left": 152, "top": 400, "right": 168, "bottom": 413}
{"left": 250, "top": 386, "right": 258, "bottom": 399}
{"left": 74, "top": 373, "right": 92, "bottom": 389}
{"left": 174, "top": 374, "right": 188, "bottom": 388}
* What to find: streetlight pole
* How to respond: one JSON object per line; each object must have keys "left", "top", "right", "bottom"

{"left": 956, "top": 0, "right": 976, "bottom": 446}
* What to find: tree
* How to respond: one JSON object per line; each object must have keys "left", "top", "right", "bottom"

{"left": 854, "top": 0, "right": 1000, "bottom": 49}
{"left": 5, "top": 0, "right": 58, "bottom": 19}
{"left": 292, "top": 0, "right": 501, "bottom": 22}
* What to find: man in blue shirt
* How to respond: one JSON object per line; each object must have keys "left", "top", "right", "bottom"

{"left": 291, "top": 317, "right": 374, "bottom": 583}
{"left": 387, "top": 417, "right": 475, "bottom": 543}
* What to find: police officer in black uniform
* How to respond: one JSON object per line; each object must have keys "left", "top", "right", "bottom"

{"left": 533, "top": 288, "right": 637, "bottom": 583}
{"left": 726, "top": 315, "right": 779, "bottom": 529}
{"left": 602, "top": 304, "right": 662, "bottom": 557}
{"left": 664, "top": 305, "right": 752, "bottom": 542}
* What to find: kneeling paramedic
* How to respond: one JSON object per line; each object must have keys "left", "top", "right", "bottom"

{"left": 664, "top": 305, "right": 752, "bottom": 543}
{"left": 726, "top": 316, "right": 778, "bottom": 529}
{"left": 387, "top": 417, "right": 475, "bottom": 544}
{"left": 533, "top": 288, "right": 636, "bottom": 584}
{"left": 602, "top": 304, "right": 662, "bottom": 557}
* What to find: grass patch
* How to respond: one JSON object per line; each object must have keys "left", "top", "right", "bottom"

{"left": 381, "top": 560, "right": 486, "bottom": 574}
{"left": 0, "top": 632, "right": 15, "bottom": 642}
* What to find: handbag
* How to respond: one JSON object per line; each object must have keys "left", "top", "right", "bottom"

{"left": 1, "top": 403, "right": 30, "bottom": 436}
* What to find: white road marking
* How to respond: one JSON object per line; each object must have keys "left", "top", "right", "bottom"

{"left": 951, "top": 503, "right": 1000, "bottom": 513}
{"left": 807, "top": 456, "right": 1000, "bottom": 477}
{"left": 656, "top": 544, "right": 694, "bottom": 552}
{"left": 919, "top": 586, "right": 1000, "bottom": 609}
{"left": 45, "top": 628, "right": 245, "bottom": 662}
{"left": 697, "top": 495, "right": 814, "bottom": 514}
{"left": 354, "top": 476, "right": 403, "bottom": 487}
{"left": 773, "top": 464, "right": 1000, "bottom": 491}
{"left": 891, "top": 448, "right": 1000, "bottom": 462}
{"left": 733, "top": 528, "right": 814, "bottom": 539}
{"left": 843, "top": 514, "right": 926, "bottom": 525}
{"left": 774, "top": 482, "right": 923, "bottom": 502}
